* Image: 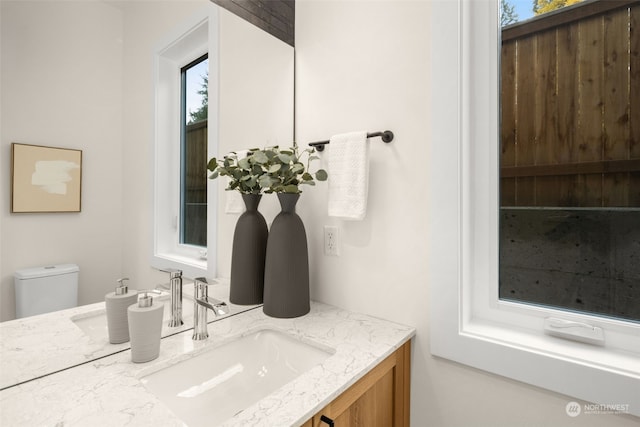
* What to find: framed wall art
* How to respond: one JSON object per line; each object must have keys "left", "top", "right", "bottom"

{"left": 11, "top": 143, "right": 82, "bottom": 213}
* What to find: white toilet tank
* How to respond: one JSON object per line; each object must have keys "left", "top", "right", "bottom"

{"left": 14, "top": 264, "right": 79, "bottom": 318}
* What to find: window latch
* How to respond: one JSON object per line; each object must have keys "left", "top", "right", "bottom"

{"left": 543, "top": 317, "right": 605, "bottom": 346}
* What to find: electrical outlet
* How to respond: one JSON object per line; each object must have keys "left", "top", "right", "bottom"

{"left": 324, "top": 225, "right": 339, "bottom": 256}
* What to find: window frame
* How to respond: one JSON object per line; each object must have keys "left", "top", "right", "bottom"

{"left": 152, "top": 7, "right": 218, "bottom": 279}
{"left": 429, "top": 0, "right": 640, "bottom": 416}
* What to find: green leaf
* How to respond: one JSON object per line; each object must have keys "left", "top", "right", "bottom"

{"left": 291, "top": 163, "right": 304, "bottom": 173}
{"left": 268, "top": 164, "right": 281, "bottom": 173}
{"left": 238, "top": 157, "right": 251, "bottom": 170}
{"left": 278, "top": 153, "right": 293, "bottom": 163}
{"left": 301, "top": 172, "right": 313, "bottom": 181}
{"left": 315, "top": 169, "right": 328, "bottom": 181}
{"left": 252, "top": 151, "right": 269, "bottom": 164}
{"left": 246, "top": 176, "right": 257, "bottom": 188}
{"left": 258, "top": 175, "right": 274, "bottom": 187}
{"left": 279, "top": 163, "right": 291, "bottom": 173}
{"left": 283, "top": 184, "right": 299, "bottom": 193}
{"left": 207, "top": 158, "right": 218, "bottom": 171}
{"left": 209, "top": 170, "right": 219, "bottom": 180}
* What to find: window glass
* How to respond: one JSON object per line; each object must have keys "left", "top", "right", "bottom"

{"left": 181, "top": 55, "right": 208, "bottom": 247}
{"left": 499, "top": 1, "right": 640, "bottom": 322}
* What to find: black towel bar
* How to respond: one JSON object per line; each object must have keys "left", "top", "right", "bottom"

{"left": 308, "top": 130, "right": 394, "bottom": 152}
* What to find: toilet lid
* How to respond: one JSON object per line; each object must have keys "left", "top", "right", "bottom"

{"left": 15, "top": 264, "right": 79, "bottom": 279}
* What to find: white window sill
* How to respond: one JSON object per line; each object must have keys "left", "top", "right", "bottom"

{"left": 151, "top": 253, "right": 207, "bottom": 280}
{"left": 435, "top": 318, "right": 640, "bottom": 415}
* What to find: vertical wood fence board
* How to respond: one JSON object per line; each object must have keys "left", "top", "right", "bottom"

{"left": 602, "top": 9, "right": 631, "bottom": 206}
{"left": 555, "top": 23, "right": 580, "bottom": 206}
{"left": 501, "top": 41, "right": 517, "bottom": 167}
{"left": 534, "top": 29, "right": 558, "bottom": 166}
{"left": 516, "top": 36, "right": 538, "bottom": 168}
{"left": 534, "top": 30, "right": 560, "bottom": 205}
{"left": 517, "top": 177, "right": 537, "bottom": 205}
{"left": 603, "top": 9, "right": 630, "bottom": 160}
{"left": 577, "top": 15, "right": 605, "bottom": 163}
{"left": 501, "top": 178, "right": 517, "bottom": 206}
{"left": 516, "top": 37, "right": 537, "bottom": 205}
{"left": 501, "top": 39, "right": 517, "bottom": 205}
{"left": 631, "top": 6, "right": 640, "bottom": 159}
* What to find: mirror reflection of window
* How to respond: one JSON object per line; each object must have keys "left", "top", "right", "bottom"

{"left": 181, "top": 55, "right": 209, "bottom": 248}
{"left": 499, "top": 0, "right": 640, "bottom": 322}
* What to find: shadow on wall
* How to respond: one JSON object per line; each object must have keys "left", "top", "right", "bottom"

{"left": 500, "top": 208, "right": 640, "bottom": 321}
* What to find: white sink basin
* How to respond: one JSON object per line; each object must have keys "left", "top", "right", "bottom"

{"left": 72, "top": 294, "right": 192, "bottom": 343}
{"left": 139, "top": 329, "right": 332, "bottom": 427}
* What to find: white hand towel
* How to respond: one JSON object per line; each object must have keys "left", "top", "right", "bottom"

{"left": 224, "top": 185, "right": 244, "bottom": 214}
{"left": 328, "top": 131, "right": 369, "bottom": 220}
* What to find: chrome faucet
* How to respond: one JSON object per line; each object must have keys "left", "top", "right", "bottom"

{"left": 192, "top": 277, "right": 228, "bottom": 340}
{"left": 158, "top": 268, "right": 183, "bottom": 327}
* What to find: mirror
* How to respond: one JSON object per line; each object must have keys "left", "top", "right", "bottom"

{"left": 499, "top": 1, "right": 639, "bottom": 321}
{"left": 0, "top": 0, "right": 293, "bottom": 388}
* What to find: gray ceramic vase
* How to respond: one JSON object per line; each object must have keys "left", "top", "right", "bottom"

{"left": 263, "top": 193, "right": 310, "bottom": 318}
{"left": 230, "top": 194, "right": 268, "bottom": 305}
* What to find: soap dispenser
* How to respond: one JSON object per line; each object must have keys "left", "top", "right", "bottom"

{"left": 105, "top": 277, "right": 138, "bottom": 344}
{"left": 127, "top": 292, "right": 164, "bottom": 363}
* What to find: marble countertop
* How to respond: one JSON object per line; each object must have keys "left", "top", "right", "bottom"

{"left": 0, "top": 282, "right": 258, "bottom": 389}
{"left": 0, "top": 297, "right": 415, "bottom": 427}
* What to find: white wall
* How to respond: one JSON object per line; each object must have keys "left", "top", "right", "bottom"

{"left": 216, "top": 8, "right": 294, "bottom": 278}
{"left": 0, "top": 1, "right": 124, "bottom": 320}
{"left": 295, "top": 1, "right": 638, "bottom": 426}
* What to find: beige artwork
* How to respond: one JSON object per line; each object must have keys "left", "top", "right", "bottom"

{"left": 11, "top": 143, "right": 82, "bottom": 213}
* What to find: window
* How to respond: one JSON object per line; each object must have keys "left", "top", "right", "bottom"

{"left": 430, "top": 0, "right": 639, "bottom": 416}
{"left": 181, "top": 54, "right": 208, "bottom": 248}
{"left": 152, "top": 7, "right": 217, "bottom": 279}
{"left": 499, "top": 0, "right": 639, "bottom": 323}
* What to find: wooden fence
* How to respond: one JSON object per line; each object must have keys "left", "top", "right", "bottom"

{"left": 500, "top": 0, "right": 640, "bottom": 207}
{"left": 185, "top": 119, "right": 208, "bottom": 204}
{"left": 183, "top": 120, "right": 208, "bottom": 246}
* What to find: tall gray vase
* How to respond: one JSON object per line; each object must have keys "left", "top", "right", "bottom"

{"left": 230, "top": 194, "right": 268, "bottom": 305}
{"left": 263, "top": 193, "right": 310, "bottom": 318}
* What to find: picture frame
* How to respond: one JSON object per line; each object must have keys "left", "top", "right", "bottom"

{"left": 11, "top": 143, "right": 82, "bottom": 213}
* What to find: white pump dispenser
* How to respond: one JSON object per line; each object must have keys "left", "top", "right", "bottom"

{"left": 105, "top": 277, "right": 138, "bottom": 344}
{"left": 127, "top": 291, "right": 164, "bottom": 363}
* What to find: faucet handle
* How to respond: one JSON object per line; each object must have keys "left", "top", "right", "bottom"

{"left": 196, "top": 296, "right": 228, "bottom": 316}
{"left": 160, "top": 268, "right": 182, "bottom": 278}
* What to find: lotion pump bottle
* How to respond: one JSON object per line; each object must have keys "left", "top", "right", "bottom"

{"left": 105, "top": 278, "right": 138, "bottom": 344}
{"left": 127, "top": 292, "right": 164, "bottom": 363}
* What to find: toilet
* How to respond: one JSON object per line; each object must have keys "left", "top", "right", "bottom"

{"left": 14, "top": 264, "right": 79, "bottom": 318}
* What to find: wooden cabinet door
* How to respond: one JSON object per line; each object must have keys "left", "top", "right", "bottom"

{"left": 310, "top": 341, "right": 411, "bottom": 427}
